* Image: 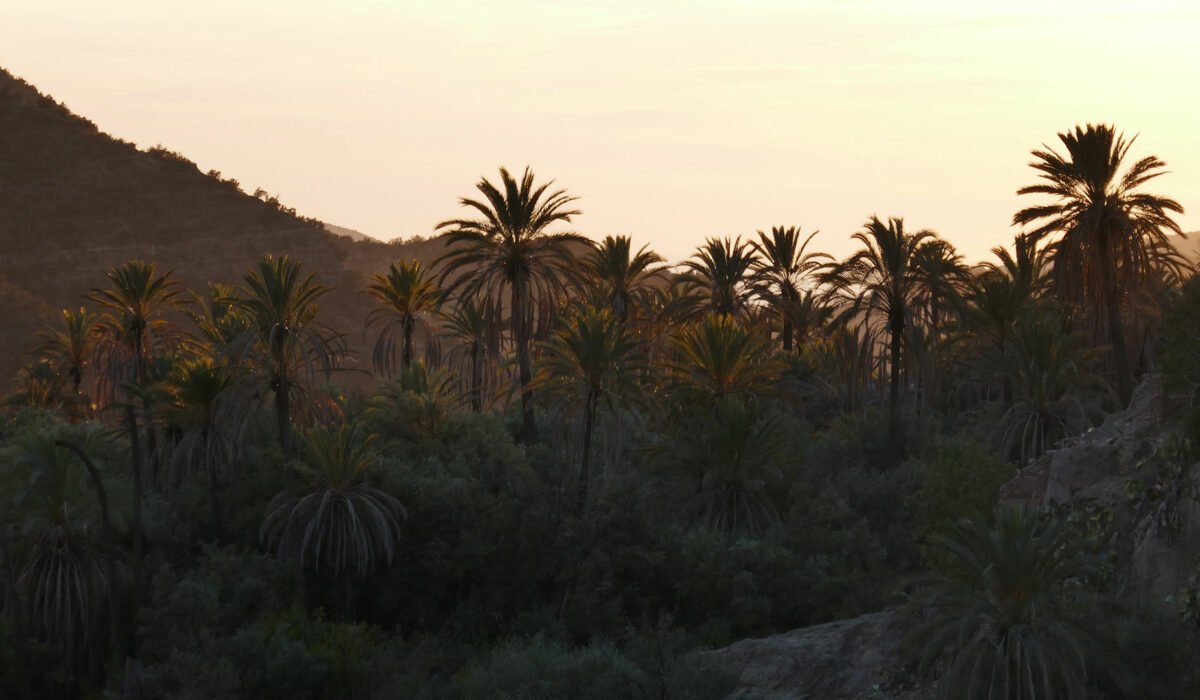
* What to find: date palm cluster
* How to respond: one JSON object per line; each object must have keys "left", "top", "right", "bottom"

{"left": 0, "top": 124, "right": 1188, "bottom": 692}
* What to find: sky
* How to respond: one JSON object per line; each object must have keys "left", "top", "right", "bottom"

{"left": 2, "top": 0, "right": 1198, "bottom": 263}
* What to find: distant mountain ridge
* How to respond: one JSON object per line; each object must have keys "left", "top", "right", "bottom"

{"left": 0, "top": 68, "right": 446, "bottom": 386}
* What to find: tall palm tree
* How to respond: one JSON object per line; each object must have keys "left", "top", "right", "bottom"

{"left": 259, "top": 424, "right": 404, "bottom": 618}
{"left": 435, "top": 166, "right": 586, "bottom": 443}
{"left": 33, "top": 308, "right": 96, "bottom": 419}
{"left": 1014, "top": 123, "right": 1186, "bottom": 406}
{"left": 750, "top": 226, "right": 829, "bottom": 352}
{"left": 827, "top": 216, "right": 939, "bottom": 462}
{"left": 579, "top": 235, "right": 665, "bottom": 323}
{"left": 232, "top": 255, "right": 345, "bottom": 461}
{"left": 87, "top": 260, "right": 184, "bottom": 626}
{"left": 681, "top": 236, "right": 758, "bottom": 318}
{"left": 365, "top": 259, "right": 442, "bottom": 375}
{"left": 910, "top": 508, "right": 1116, "bottom": 699}
{"left": 536, "top": 306, "right": 646, "bottom": 510}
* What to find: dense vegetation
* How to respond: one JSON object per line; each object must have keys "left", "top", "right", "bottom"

{"left": 2, "top": 124, "right": 1200, "bottom": 699}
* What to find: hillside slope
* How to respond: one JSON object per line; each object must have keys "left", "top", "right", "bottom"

{"left": 0, "top": 68, "right": 438, "bottom": 385}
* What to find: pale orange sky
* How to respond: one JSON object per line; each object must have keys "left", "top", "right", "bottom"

{"left": 2, "top": 1, "right": 1197, "bottom": 263}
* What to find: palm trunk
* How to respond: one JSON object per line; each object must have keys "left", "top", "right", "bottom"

{"left": 1105, "top": 270, "right": 1133, "bottom": 406}
{"left": 513, "top": 279, "right": 537, "bottom": 443}
{"left": 124, "top": 403, "right": 143, "bottom": 650}
{"left": 470, "top": 342, "right": 483, "bottom": 413}
{"left": 205, "top": 433, "right": 226, "bottom": 541}
{"left": 276, "top": 339, "right": 294, "bottom": 461}
{"left": 577, "top": 389, "right": 598, "bottom": 511}
{"left": 57, "top": 440, "right": 126, "bottom": 665}
{"left": 781, "top": 316, "right": 793, "bottom": 353}
{"left": 887, "top": 322, "right": 904, "bottom": 464}
{"left": 402, "top": 316, "right": 414, "bottom": 369}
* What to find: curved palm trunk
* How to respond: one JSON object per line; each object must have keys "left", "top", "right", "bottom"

{"left": 56, "top": 440, "right": 126, "bottom": 665}
{"left": 577, "top": 389, "right": 599, "bottom": 511}
{"left": 512, "top": 279, "right": 537, "bottom": 443}
{"left": 887, "top": 322, "right": 904, "bottom": 464}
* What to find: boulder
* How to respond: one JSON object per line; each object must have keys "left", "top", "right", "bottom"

{"left": 714, "top": 609, "right": 930, "bottom": 699}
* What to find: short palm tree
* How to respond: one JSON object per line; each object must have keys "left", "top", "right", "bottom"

{"left": 579, "top": 234, "right": 665, "bottom": 323}
{"left": 826, "top": 216, "right": 939, "bottom": 462}
{"left": 1014, "top": 123, "right": 1186, "bottom": 406}
{"left": 2, "top": 432, "right": 117, "bottom": 686}
{"left": 33, "top": 308, "right": 96, "bottom": 419}
{"left": 988, "top": 311, "right": 1104, "bottom": 462}
{"left": 365, "top": 259, "right": 442, "bottom": 375}
{"left": 232, "top": 255, "right": 345, "bottom": 461}
{"left": 158, "top": 358, "right": 245, "bottom": 537}
{"left": 535, "top": 305, "right": 646, "bottom": 510}
{"left": 440, "top": 294, "right": 505, "bottom": 412}
{"left": 750, "top": 226, "right": 829, "bottom": 352}
{"left": 435, "top": 166, "right": 586, "bottom": 443}
{"left": 670, "top": 315, "right": 779, "bottom": 405}
{"left": 682, "top": 236, "right": 758, "bottom": 317}
{"left": 259, "top": 424, "right": 404, "bottom": 617}
{"left": 910, "top": 508, "right": 1115, "bottom": 699}
{"left": 676, "top": 397, "right": 789, "bottom": 534}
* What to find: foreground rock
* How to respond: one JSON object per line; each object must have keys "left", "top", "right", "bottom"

{"left": 1000, "top": 376, "right": 1200, "bottom": 604}
{"left": 714, "top": 609, "right": 930, "bottom": 699}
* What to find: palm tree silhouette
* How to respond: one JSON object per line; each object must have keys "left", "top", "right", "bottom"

{"left": 1014, "top": 123, "right": 1185, "bottom": 406}
{"left": 436, "top": 166, "right": 585, "bottom": 443}
{"left": 365, "top": 259, "right": 442, "bottom": 375}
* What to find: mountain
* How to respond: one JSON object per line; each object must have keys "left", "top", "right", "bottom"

{"left": 0, "top": 68, "right": 442, "bottom": 386}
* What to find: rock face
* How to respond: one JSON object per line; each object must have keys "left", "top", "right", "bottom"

{"left": 715, "top": 610, "right": 929, "bottom": 700}
{"left": 1000, "top": 376, "right": 1200, "bottom": 604}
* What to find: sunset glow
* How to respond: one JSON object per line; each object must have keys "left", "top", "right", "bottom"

{"left": 3, "top": 1, "right": 1197, "bottom": 260}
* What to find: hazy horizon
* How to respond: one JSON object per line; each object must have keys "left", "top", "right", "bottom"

{"left": 2, "top": 0, "right": 1198, "bottom": 262}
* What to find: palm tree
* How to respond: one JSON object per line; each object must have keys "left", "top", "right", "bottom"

{"left": 670, "top": 315, "right": 779, "bottom": 405}
{"left": 673, "top": 397, "right": 789, "bottom": 534}
{"left": 988, "top": 312, "right": 1104, "bottom": 462}
{"left": 2, "top": 432, "right": 118, "bottom": 686}
{"left": 1014, "top": 123, "right": 1186, "bottom": 406}
{"left": 158, "top": 358, "right": 245, "bottom": 538}
{"left": 440, "top": 294, "right": 505, "bottom": 413}
{"left": 827, "top": 216, "right": 939, "bottom": 462}
{"left": 535, "top": 306, "right": 646, "bottom": 510}
{"left": 232, "top": 255, "right": 345, "bottom": 461}
{"left": 783, "top": 289, "right": 835, "bottom": 352}
{"left": 365, "top": 259, "right": 442, "bottom": 375}
{"left": 682, "top": 236, "right": 758, "bottom": 317}
{"left": 188, "top": 282, "right": 251, "bottom": 351}
{"left": 435, "top": 166, "right": 585, "bottom": 443}
{"left": 579, "top": 235, "right": 665, "bottom": 323}
{"left": 33, "top": 308, "right": 96, "bottom": 419}
{"left": 910, "top": 508, "right": 1116, "bottom": 699}
{"left": 87, "top": 260, "right": 183, "bottom": 626}
{"left": 259, "top": 424, "right": 404, "bottom": 618}
{"left": 750, "top": 226, "right": 829, "bottom": 352}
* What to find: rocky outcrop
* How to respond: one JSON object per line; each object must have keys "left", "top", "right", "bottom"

{"left": 999, "top": 376, "right": 1200, "bottom": 604}
{"left": 714, "top": 609, "right": 930, "bottom": 700}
